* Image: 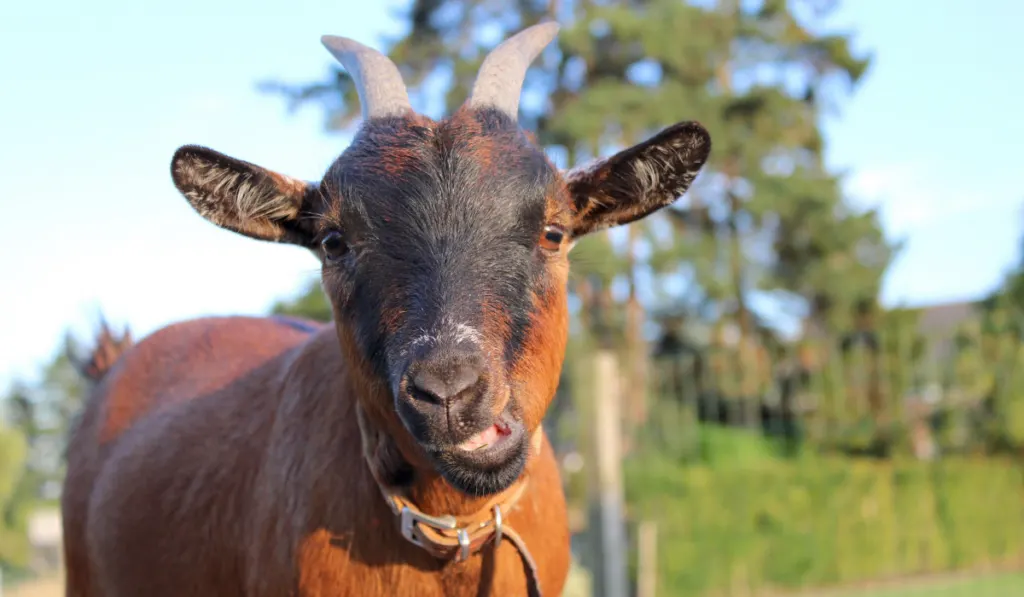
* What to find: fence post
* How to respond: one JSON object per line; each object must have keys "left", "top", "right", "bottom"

{"left": 592, "top": 349, "right": 629, "bottom": 597}
{"left": 637, "top": 520, "right": 658, "bottom": 597}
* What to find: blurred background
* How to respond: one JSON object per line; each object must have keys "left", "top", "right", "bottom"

{"left": 2, "top": 0, "right": 1023, "bottom": 595}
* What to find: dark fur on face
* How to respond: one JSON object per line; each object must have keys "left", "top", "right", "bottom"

{"left": 320, "top": 109, "right": 560, "bottom": 381}
{"left": 317, "top": 108, "right": 562, "bottom": 495}
{"left": 171, "top": 106, "right": 711, "bottom": 497}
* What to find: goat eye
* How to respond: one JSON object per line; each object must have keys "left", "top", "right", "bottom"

{"left": 320, "top": 231, "right": 347, "bottom": 260}
{"left": 539, "top": 225, "right": 565, "bottom": 252}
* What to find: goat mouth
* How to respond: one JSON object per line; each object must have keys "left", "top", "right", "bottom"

{"left": 447, "top": 411, "right": 525, "bottom": 464}
{"left": 430, "top": 409, "right": 529, "bottom": 497}
{"left": 457, "top": 417, "right": 515, "bottom": 452}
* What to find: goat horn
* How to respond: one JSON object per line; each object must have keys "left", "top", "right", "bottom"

{"left": 320, "top": 35, "right": 413, "bottom": 121}
{"left": 464, "top": 22, "right": 560, "bottom": 119}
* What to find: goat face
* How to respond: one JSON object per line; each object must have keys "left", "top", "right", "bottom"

{"left": 169, "top": 27, "right": 710, "bottom": 497}
{"left": 169, "top": 114, "right": 709, "bottom": 496}
{"left": 319, "top": 109, "right": 576, "bottom": 496}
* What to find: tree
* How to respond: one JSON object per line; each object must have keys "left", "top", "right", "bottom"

{"left": 975, "top": 206, "right": 1024, "bottom": 452}
{"left": 4, "top": 332, "right": 88, "bottom": 517}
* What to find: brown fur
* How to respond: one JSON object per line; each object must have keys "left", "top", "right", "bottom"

{"left": 62, "top": 315, "right": 568, "bottom": 597}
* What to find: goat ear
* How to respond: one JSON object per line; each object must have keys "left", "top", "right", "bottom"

{"left": 170, "top": 145, "right": 320, "bottom": 246}
{"left": 566, "top": 122, "right": 711, "bottom": 237}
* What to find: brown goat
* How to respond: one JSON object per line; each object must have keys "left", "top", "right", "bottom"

{"left": 61, "top": 22, "right": 711, "bottom": 597}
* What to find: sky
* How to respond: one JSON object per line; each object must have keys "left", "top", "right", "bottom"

{"left": 1, "top": 0, "right": 1022, "bottom": 390}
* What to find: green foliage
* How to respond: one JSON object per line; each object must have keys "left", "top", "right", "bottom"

{"left": 0, "top": 424, "right": 29, "bottom": 569}
{"left": 7, "top": 335, "right": 87, "bottom": 505}
{"left": 269, "top": 278, "right": 332, "bottom": 323}
{"left": 690, "top": 425, "right": 789, "bottom": 468}
{"left": 568, "top": 233, "right": 629, "bottom": 287}
{"left": 624, "top": 456, "right": 1024, "bottom": 596}
{"left": 640, "top": 303, "right": 1024, "bottom": 463}
{"left": 835, "top": 573, "right": 1024, "bottom": 597}
{"left": 934, "top": 307, "right": 1024, "bottom": 454}
{"left": 639, "top": 397, "right": 798, "bottom": 467}
{"left": 973, "top": 216, "right": 1024, "bottom": 450}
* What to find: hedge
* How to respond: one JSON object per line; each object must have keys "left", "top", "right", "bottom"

{"left": 624, "top": 455, "right": 1024, "bottom": 596}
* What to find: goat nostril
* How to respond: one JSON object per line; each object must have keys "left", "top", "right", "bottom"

{"left": 406, "top": 355, "right": 484, "bottom": 404}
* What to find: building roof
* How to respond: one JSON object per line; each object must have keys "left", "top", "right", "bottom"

{"left": 916, "top": 300, "right": 978, "bottom": 338}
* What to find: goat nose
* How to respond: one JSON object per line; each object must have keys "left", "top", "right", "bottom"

{"left": 406, "top": 349, "right": 485, "bottom": 404}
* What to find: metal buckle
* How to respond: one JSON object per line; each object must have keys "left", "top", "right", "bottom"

{"left": 398, "top": 503, "right": 504, "bottom": 562}
{"left": 400, "top": 506, "right": 458, "bottom": 549}
{"left": 456, "top": 528, "right": 471, "bottom": 562}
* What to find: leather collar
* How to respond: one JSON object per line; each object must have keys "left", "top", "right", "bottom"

{"left": 358, "top": 413, "right": 544, "bottom": 597}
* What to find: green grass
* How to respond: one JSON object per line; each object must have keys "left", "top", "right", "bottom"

{"left": 823, "top": 571, "right": 1024, "bottom": 597}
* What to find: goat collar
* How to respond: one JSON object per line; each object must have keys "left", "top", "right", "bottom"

{"left": 359, "top": 412, "right": 544, "bottom": 597}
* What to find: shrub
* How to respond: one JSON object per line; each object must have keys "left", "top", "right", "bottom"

{"left": 624, "top": 455, "right": 1024, "bottom": 595}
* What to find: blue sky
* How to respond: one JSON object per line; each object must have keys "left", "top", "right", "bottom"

{"left": 1, "top": 0, "right": 1022, "bottom": 389}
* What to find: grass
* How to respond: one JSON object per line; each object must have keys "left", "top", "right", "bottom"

{"left": 802, "top": 571, "right": 1024, "bottom": 597}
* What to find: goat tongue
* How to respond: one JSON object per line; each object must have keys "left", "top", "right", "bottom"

{"left": 458, "top": 422, "right": 511, "bottom": 452}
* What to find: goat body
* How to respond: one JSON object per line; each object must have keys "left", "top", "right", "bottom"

{"left": 62, "top": 315, "right": 569, "bottom": 596}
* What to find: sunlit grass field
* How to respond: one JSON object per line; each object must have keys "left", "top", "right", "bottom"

{"left": 798, "top": 571, "right": 1024, "bottom": 597}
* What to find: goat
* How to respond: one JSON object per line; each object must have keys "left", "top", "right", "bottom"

{"left": 61, "top": 22, "right": 711, "bottom": 597}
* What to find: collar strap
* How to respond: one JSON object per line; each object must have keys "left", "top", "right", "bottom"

{"left": 379, "top": 479, "right": 524, "bottom": 560}
{"left": 376, "top": 479, "right": 542, "bottom": 597}
{"left": 356, "top": 407, "right": 544, "bottom": 596}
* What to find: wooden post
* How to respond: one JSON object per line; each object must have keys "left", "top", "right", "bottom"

{"left": 592, "top": 349, "right": 629, "bottom": 597}
{"left": 637, "top": 520, "right": 658, "bottom": 597}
